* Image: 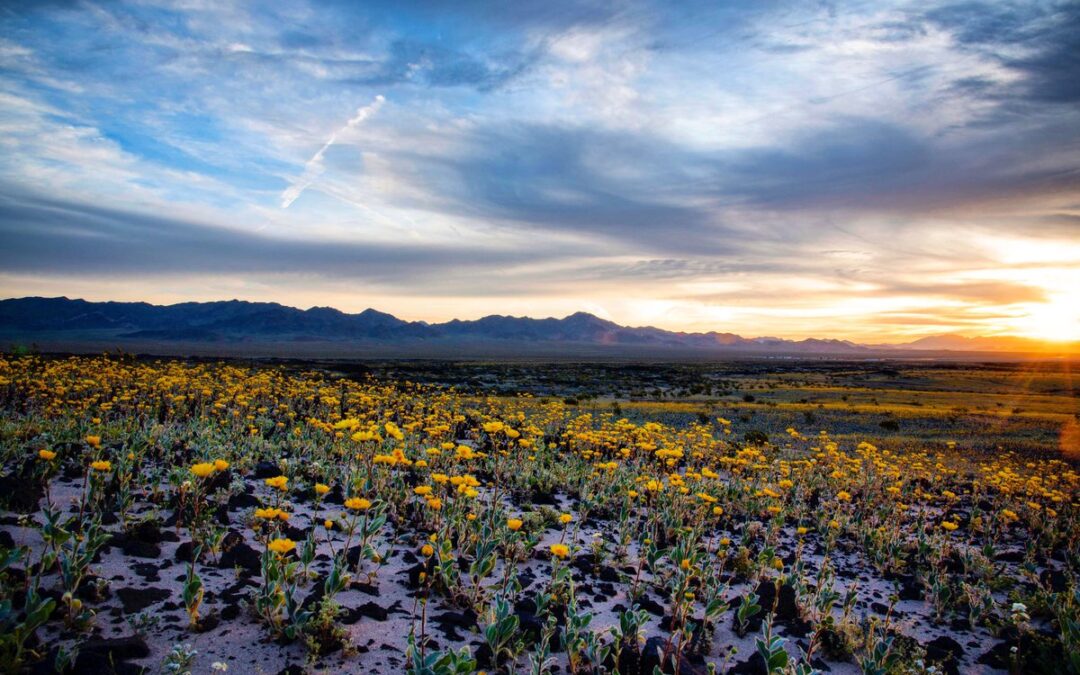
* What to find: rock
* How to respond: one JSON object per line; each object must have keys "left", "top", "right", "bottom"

{"left": 228, "top": 491, "right": 260, "bottom": 510}
{"left": 342, "top": 601, "right": 390, "bottom": 624}
{"left": 175, "top": 540, "right": 204, "bottom": 563}
{"left": 637, "top": 636, "right": 710, "bottom": 675}
{"left": 116, "top": 587, "right": 170, "bottom": 613}
{"left": 71, "top": 636, "right": 149, "bottom": 675}
{"left": 121, "top": 538, "right": 161, "bottom": 559}
{"left": 636, "top": 594, "right": 665, "bottom": 617}
{"left": 925, "top": 635, "right": 964, "bottom": 675}
{"left": 219, "top": 531, "right": 261, "bottom": 573}
{"left": 131, "top": 563, "right": 161, "bottom": 582}
{"left": 430, "top": 609, "right": 477, "bottom": 642}
{"left": 0, "top": 468, "right": 44, "bottom": 513}
{"left": 727, "top": 652, "right": 768, "bottom": 675}
{"left": 127, "top": 519, "right": 166, "bottom": 544}
{"left": 253, "top": 461, "right": 280, "bottom": 479}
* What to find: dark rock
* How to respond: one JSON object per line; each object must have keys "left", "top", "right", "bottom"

{"left": 228, "top": 491, "right": 261, "bottom": 510}
{"left": 71, "top": 636, "right": 149, "bottom": 675}
{"left": 342, "top": 601, "right": 389, "bottom": 624}
{"left": 636, "top": 594, "right": 665, "bottom": 616}
{"left": 175, "top": 541, "right": 204, "bottom": 563}
{"left": 728, "top": 651, "right": 768, "bottom": 675}
{"left": 1040, "top": 569, "right": 1067, "bottom": 593}
{"left": 430, "top": 609, "right": 478, "bottom": 642}
{"left": 0, "top": 468, "right": 44, "bottom": 513}
{"left": 218, "top": 532, "right": 261, "bottom": 574}
{"left": 116, "top": 587, "right": 170, "bottom": 613}
{"left": 925, "top": 635, "right": 963, "bottom": 675}
{"left": 127, "top": 519, "right": 166, "bottom": 544}
{"left": 131, "top": 563, "right": 161, "bottom": 582}
{"left": 638, "top": 636, "right": 710, "bottom": 675}
{"left": 122, "top": 538, "right": 161, "bottom": 559}
{"left": 252, "top": 461, "right": 279, "bottom": 479}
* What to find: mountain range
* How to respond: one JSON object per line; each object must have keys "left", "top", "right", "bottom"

{"left": 0, "top": 296, "right": 1073, "bottom": 356}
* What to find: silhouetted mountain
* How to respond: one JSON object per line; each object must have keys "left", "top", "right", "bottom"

{"left": 0, "top": 297, "right": 1073, "bottom": 354}
{"left": 877, "top": 334, "right": 1056, "bottom": 352}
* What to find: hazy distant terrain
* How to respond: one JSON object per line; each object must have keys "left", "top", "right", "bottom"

{"left": 2, "top": 297, "right": 1075, "bottom": 359}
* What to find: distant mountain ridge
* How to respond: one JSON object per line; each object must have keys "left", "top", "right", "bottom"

{"left": 0, "top": 296, "right": 1071, "bottom": 354}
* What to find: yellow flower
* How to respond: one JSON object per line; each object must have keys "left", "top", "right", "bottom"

{"left": 559, "top": 513, "right": 573, "bottom": 524}
{"left": 90, "top": 460, "right": 111, "bottom": 472}
{"left": 414, "top": 486, "right": 433, "bottom": 496}
{"left": 345, "top": 497, "right": 371, "bottom": 511}
{"left": 796, "top": 526, "right": 809, "bottom": 536}
{"left": 191, "top": 462, "right": 216, "bottom": 478}
{"left": 324, "top": 519, "right": 334, "bottom": 529}
{"left": 38, "top": 449, "right": 56, "bottom": 461}
{"left": 507, "top": 518, "right": 523, "bottom": 531}
{"left": 384, "top": 422, "right": 404, "bottom": 440}
{"left": 315, "top": 483, "right": 330, "bottom": 495}
{"left": 482, "top": 421, "right": 504, "bottom": 433}
{"left": 427, "top": 498, "right": 443, "bottom": 510}
{"left": 214, "top": 459, "right": 229, "bottom": 471}
{"left": 778, "top": 479, "right": 794, "bottom": 490}
{"left": 85, "top": 435, "right": 101, "bottom": 448}
{"left": 712, "top": 506, "right": 724, "bottom": 516}
{"left": 680, "top": 558, "right": 691, "bottom": 570}
{"left": 421, "top": 544, "right": 434, "bottom": 557}
{"left": 549, "top": 543, "right": 570, "bottom": 559}
{"left": 719, "top": 537, "right": 731, "bottom": 546}
{"left": 264, "top": 475, "right": 288, "bottom": 491}
{"left": 267, "top": 538, "right": 296, "bottom": 554}
{"left": 836, "top": 491, "right": 852, "bottom": 502}
{"left": 941, "top": 521, "right": 959, "bottom": 531}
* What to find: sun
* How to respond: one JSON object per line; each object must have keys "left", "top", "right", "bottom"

{"left": 1014, "top": 292, "right": 1080, "bottom": 343}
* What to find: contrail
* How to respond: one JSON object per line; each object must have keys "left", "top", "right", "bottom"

{"left": 280, "top": 94, "right": 385, "bottom": 208}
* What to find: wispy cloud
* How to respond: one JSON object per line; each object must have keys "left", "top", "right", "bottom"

{"left": 280, "top": 94, "right": 385, "bottom": 208}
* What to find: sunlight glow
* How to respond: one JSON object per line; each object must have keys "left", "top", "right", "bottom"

{"left": 1012, "top": 291, "right": 1080, "bottom": 342}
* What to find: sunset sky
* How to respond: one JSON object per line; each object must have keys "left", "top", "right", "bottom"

{"left": 1, "top": 1, "right": 1078, "bottom": 342}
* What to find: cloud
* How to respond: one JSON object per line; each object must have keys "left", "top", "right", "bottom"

{"left": 923, "top": 1, "right": 1080, "bottom": 103}
{"left": 280, "top": 95, "right": 385, "bottom": 208}
{"left": 0, "top": 188, "right": 552, "bottom": 283}
{"left": 1, "top": 0, "right": 1079, "bottom": 339}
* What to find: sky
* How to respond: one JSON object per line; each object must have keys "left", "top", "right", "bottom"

{"left": 0, "top": 0, "right": 1078, "bottom": 343}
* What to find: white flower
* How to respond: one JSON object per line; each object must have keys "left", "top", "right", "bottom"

{"left": 211, "top": 663, "right": 228, "bottom": 672}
